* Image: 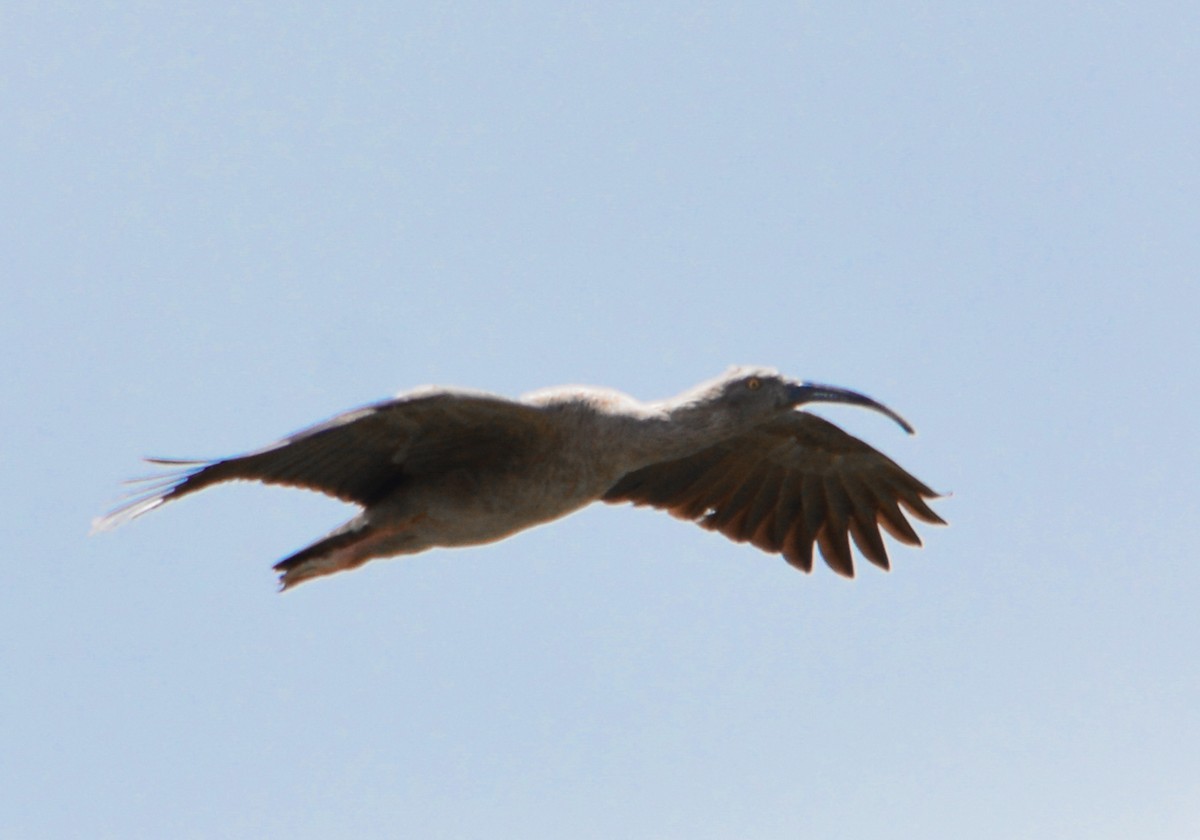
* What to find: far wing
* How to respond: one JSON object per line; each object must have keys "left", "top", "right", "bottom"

{"left": 602, "top": 411, "right": 944, "bottom": 576}
{"left": 94, "top": 392, "right": 553, "bottom": 530}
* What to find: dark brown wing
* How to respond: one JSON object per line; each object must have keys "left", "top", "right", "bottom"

{"left": 94, "top": 391, "right": 553, "bottom": 530}
{"left": 602, "top": 411, "right": 944, "bottom": 577}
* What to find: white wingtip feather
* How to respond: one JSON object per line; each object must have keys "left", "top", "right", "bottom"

{"left": 90, "top": 496, "right": 168, "bottom": 534}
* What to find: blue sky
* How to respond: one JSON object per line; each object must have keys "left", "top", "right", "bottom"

{"left": 4, "top": 3, "right": 1198, "bottom": 838}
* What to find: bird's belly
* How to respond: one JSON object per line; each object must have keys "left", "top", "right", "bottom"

{"left": 374, "top": 467, "right": 605, "bottom": 549}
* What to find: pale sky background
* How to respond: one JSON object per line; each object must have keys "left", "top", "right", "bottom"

{"left": 3, "top": 3, "right": 1198, "bottom": 838}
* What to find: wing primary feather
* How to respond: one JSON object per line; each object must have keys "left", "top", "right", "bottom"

{"left": 871, "top": 487, "right": 924, "bottom": 546}
{"left": 738, "top": 466, "right": 786, "bottom": 546}
{"left": 817, "top": 477, "right": 855, "bottom": 577}
{"left": 897, "top": 488, "right": 947, "bottom": 525}
{"left": 781, "top": 521, "right": 816, "bottom": 573}
{"left": 842, "top": 480, "right": 892, "bottom": 570}
{"left": 768, "top": 475, "right": 805, "bottom": 548}
{"left": 92, "top": 460, "right": 212, "bottom": 532}
{"left": 847, "top": 512, "right": 890, "bottom": 571}
{"left": 801, "top": 473, "right": 826, "bottom": 538}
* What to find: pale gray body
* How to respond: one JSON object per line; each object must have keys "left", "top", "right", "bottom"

{"left": 95, "top": 368, "right": 944, "bottom": 590}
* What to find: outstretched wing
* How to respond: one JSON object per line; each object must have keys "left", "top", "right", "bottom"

{"left": 94, "top": 391, "right": 554, "bottom": 531}
{"left": 602, "top": 411, "right": 944, "bottom": 577}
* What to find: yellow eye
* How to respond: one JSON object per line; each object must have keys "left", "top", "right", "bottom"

{"left": 746, "top": 377, "right": 762, "bottom": 390}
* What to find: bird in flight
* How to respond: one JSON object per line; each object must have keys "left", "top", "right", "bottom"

{"left": 95, "top": 368, "right": 944, "bottom": 590}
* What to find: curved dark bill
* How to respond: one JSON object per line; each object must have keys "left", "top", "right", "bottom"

{"left": 785, "top": 382, "right": 915, "bottom": 434}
